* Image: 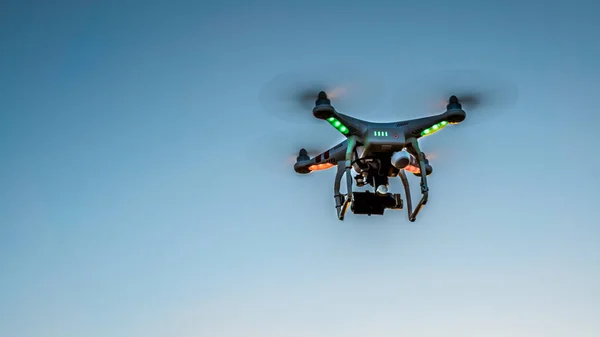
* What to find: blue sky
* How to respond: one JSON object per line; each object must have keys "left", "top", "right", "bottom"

{"left": 1, "top": 1, "right": 599, "bottom": 336}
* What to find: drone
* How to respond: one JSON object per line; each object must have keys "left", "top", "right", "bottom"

{"left": 291, "top": 91, "right": 469, "bottom": 222}
{"left": 260, "top": 69, "right": 516, "bottom": 222}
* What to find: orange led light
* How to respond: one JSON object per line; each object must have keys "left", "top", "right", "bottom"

{"left": 308, "top": 163, "right": 335, "bottom": 171}
{"left": 404, "top": 164, "right": 421, "bottom": 174}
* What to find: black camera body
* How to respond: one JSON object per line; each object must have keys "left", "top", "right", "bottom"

{"left": 351, "top": 191, "right": 403, "bottom": 216}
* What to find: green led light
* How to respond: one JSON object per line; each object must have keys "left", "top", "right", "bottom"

{"left": 327, "top": 117, "right": 350, "bottom": 135}
{"left": 420, "top": 121, "right": 448, "bottom": 137}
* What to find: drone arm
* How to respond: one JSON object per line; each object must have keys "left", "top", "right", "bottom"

{"left": 313, "top": 103, "right": 368, "bottom": 138}
{"left": 404, "top": 113, "right": 449, "bottom": 138}
{"left": 293, "top": 139, "right": 349, "bottom": 174}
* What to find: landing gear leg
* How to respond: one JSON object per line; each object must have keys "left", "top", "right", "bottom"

{"left": 411, "top": 137, "right": 429, "bottom": 195}
{"left": 399, "top": 138, "right": 429, "bottom": 222}
{"left": 333, "top": 137, "right": 357, "bottom": 221}
{"left": 333, "top": 161, "right": 350, "bottom": 220}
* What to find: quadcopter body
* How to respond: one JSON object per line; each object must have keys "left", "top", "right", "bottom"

{"left": 293, "top": 92, "right": 467, "bottom": 222}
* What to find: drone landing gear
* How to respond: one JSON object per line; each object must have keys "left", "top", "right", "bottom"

{"left": 398, "top": 171, "right": 428, "bottom": 222}
{"left": 334, "top": 174, "right": 403, "bottom": 219}
{"left": 333, "top": 137, "right": 430, "bottom": 222}
{"left": 333, "top": 137, "right": 358, "bottom": 220}
{"left": 400, "top": 138, "right": 430, "bottom": 222}
{"left": 333, "top": 157, "right": 402, "bottom": 220}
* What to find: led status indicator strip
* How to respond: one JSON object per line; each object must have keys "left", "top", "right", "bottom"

{"left": 403, "top": 164, "right": 421, "bottom": 174}
{"left": 327, "top": 117, "right": 350, "bottom": 135}
{"left": 421, "top": 121, "right": 449, "bottom": 137}
{"left": 374, "top": 131, "right": 388, "bottom": 137}
{"left": 309, "top": 163, "right": 334, "bottom": 171}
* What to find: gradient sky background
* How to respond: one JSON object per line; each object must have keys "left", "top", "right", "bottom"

{"left": 1, "top": 1, "right": 600, "bottom": 336}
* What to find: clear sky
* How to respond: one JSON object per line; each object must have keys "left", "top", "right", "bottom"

{"left": 1, "top": 1, "right": 599, "bottom": 336}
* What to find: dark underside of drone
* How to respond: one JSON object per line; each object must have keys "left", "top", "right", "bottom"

{"left": 346, "top": 142, "right": 432, "bottom": 217}
{"left": 351, "top": 190, "right": 403, "bottom": 215}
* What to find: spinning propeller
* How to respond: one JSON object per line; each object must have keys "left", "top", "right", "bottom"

{"left": 247, "top": 128, "right": 339, "bottom": 170}
{"left": 395, "top": 69, "right": 519, "bottom": 125}
{"left": 252, "top": 67, "right": 518, "bottom": 171}
{"left": 258, "top": 65, "right": 385, "bottom": 124}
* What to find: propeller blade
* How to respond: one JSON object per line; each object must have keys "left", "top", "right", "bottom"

{"left": 258, "top": 65, "right": 385, "bottom": 124}
{"left": 244, "top": 128, "right": 342, "bottom": 172}
{"left": 395, "top": 69, "right": 519, "bottom": 125}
